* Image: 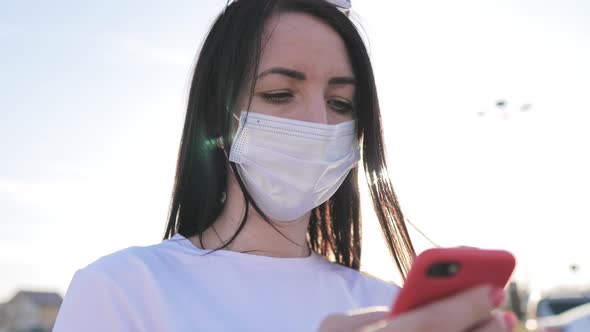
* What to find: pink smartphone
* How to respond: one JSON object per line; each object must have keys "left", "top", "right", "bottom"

{"left": 389, "top": 247, "right": 516, "bottom": 317}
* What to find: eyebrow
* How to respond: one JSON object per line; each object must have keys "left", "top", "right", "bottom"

{"left": 256, "top": 67, "right": 356, "bottom": 85}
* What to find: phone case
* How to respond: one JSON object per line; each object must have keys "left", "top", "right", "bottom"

{"left": 389, "top": 247, "right": 516, "bottom": 317}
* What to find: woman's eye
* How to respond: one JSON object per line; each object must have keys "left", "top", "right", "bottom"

{"left": 327, "top": 99, "right": 354, "bottom": 114}
{"left": 260, "top": 92, "right": 293, "bottom": 104}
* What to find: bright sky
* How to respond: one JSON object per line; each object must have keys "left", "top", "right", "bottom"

{"left": 1, "top": 0, "right": 589, "bottom": 302}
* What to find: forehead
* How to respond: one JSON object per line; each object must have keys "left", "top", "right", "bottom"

{"left": 259, "top": 12, "right": 353, "bottom": 77}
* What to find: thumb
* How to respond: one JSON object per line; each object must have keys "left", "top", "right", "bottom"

{"left": 346, "top": 306, "right": 390, "bottom": 325}
{"left": 318, "top": 307, "right": 390, "bottom": 332}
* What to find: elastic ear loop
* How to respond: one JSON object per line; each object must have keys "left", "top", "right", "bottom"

{"left": 216, "top": 112, "right": 241, "bottom": 158}
{"left": 215, "top": 112, "right": 242, "bottom": 204}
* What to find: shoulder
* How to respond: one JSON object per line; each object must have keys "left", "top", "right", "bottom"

{"left": 66, "top": 236, "right": 190, "bottom": 293}
{"left": 77, "top": 237, "right": 183, "bottom": 283}
{"left": 79, "top": 245, "right": 149, "bottom": 278}
{"left": 54, "top": 239, "right": 181, "bottom": 331}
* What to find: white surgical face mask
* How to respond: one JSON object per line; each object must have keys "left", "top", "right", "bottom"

{"left": 228, "top": 111, "right": 361, "bottom": 221}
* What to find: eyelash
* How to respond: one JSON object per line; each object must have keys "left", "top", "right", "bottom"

{"left": 260, "top": 92, "right": 355, "bottom": 114}
{"left": 261, "top": 92, "right": 293, "bottom": 104}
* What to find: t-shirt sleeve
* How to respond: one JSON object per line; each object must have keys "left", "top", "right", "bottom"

{"left": 53, "top": 267, "right": 138, "bottom": 332}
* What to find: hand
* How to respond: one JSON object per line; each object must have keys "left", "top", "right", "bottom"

{"left": 317, "top": 285, "right": 517, "bottom": 332}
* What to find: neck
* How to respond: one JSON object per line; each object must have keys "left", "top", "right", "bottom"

{"left": 189, "top": 171, "right": 311, "bottom": 258}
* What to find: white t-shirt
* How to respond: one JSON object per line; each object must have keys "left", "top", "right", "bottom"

{"left": 53, "top": 233, "right": 399, "bottom": 332}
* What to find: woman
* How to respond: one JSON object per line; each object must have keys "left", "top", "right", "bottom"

{"left": 53, "top": 0, "right": 516, "bottom": 331}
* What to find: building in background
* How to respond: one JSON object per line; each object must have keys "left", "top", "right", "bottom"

{"left": 0, "top": 291, "right": 62, "bottom": 332}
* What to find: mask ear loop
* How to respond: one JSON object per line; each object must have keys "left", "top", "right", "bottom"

{"left": 216, "top": 112, "right": 241, "bottom": 158}
{"left": 215, "top": 112, "right": 241, "bottom": 204}
{"left": 216, "top": 137, "right": 228, "bottom": 157}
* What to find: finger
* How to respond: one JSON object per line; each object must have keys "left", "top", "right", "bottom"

{"left": 318, "top": 307, "right": 390, "bottom": 332}
{"left": 389, "top": 285, "right": 500, "bottom": 332}
{"left": 345, "top": 306, "right": 390, "bottom": 325}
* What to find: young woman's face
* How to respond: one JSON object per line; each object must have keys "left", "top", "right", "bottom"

{"left": 237, "top": 12, "right": 355, "bottom": 124}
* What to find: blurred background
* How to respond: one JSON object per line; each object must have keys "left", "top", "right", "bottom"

{"left": 1, "top": 0, "right": 589, "bottom": 331}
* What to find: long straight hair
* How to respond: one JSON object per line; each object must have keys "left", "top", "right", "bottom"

{"left": 163, "top": 0, "right": 416, "bottom": 278}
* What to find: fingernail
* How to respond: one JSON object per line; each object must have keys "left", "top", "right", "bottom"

{"left": 490, "top": 287, "right": 505, "bottom": 307}
{"left": 503, "top": 311, "right": 518, "bottom": 331}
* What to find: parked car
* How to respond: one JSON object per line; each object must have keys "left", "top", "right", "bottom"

{"left": 526, "top": 296, "right": 590, "bottom": 332}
